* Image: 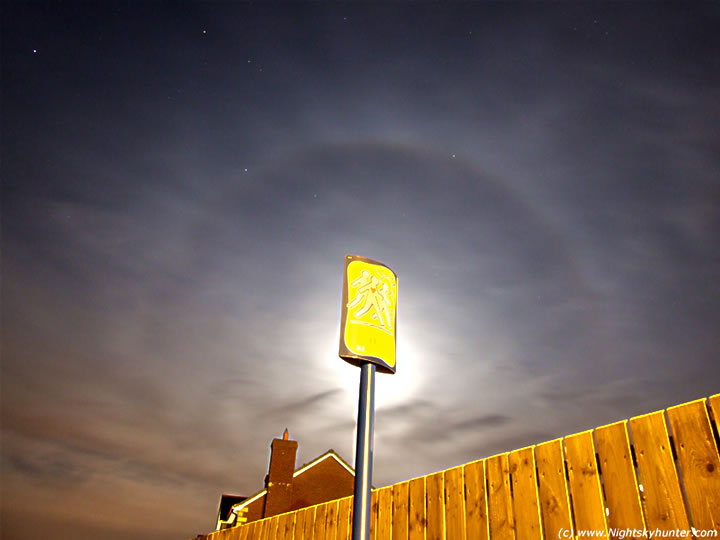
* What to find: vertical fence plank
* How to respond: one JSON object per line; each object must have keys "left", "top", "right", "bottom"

{"left": 377, "top": 486, "right": 393, "bottom": 539}
{"left": 281, "top": 517, "right": 290, "bottom": 540}
{"left": 253, "top": 519, "right": 264, "bottom": 540}
{"left": 293, "top": 508, "right": 307, "bottom": 540}
{"left": 244, "top": 520, "right": 257, "bottom": 540}
{"left": 257, "top": 518, "right": 270, "bottom": 540}
{"left": 535, "top": 439, "right": 572, "bottom": 540}
{"left": 268, "top": 516, "right": 279, "bottom": 540}
{"left": 710, "top": 394, "right": 720, "bottom": 458}
{"left": 408, "top": 476, "right": 426, "bottom": 540}
{"left": 314, "top": 503, "right": 329, "bottom": 540}
{"left": 629, "top": 411, "right": 690, "bottom": 531}
{"left": 275, "top": 515, "right": 284, "bottom": 539}
{"left": 303, "top": 506, "right": 316, "bottom": 540}
{"left": 238, "top": 522, "right": 250, "bottom": 540}
{"left": 487, "top": 453, "right": 515, "bottom": 540}
{"left": 393, "top": 481, "right": 410, "bottom": 540}
{"left": 349, "top": 498, "right": 355, "bottom": 540}
{"left": 426, "top": 472, "right": 445, "bottom": 540}
{"left": 286, "top": 513, "right": 298, "bottom": 540}
{"left": 259, "top": 517, "right": 268, "bottom": 540}
{"left": 370, "top": 489, "right": 380, "bottom": 540}
{"left": 667, "top": 399, "right": 720, "bottom": 530}
{"left": 244, "top": 520, "right": 259, "bottom": 540}
{"left": 595, "top": 420, "right": 645, "bottom": 536}
{"left": 564, "top": 430, "right": 608, "bottom": 539}
{"left": 261, "top": 517, "right": 272, "bottom": 540}
{"left": 444, "top": 466, "right": 466, "bottom": 540}
{"left": 326, "top": 500, "right": 339, "bottom": 540}
{"left": 709, "top": 394, "right": 720, "bottom": 426}
{"left": 463, "top": 460, "right": 488, "bottom": 540}
{"left": 337, "top": 497, "right": 352, "bottom": 540}
{"left": 509, "top": 446, "right": 542, "bottom": 540}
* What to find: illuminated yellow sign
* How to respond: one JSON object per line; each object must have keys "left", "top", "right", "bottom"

{"left": 339, "top": 255, "right": 397, "bottom": 374}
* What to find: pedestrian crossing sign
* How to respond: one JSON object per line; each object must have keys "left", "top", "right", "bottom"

{"left": 339, "top": 255, "right": 397, "bottom": 374}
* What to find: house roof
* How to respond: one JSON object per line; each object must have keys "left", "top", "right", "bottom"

{"left": 229, "top": 449, "right": 355, "bottom": 515}
{"left": 217, "top": 494, "right": 247, "bottom": 522}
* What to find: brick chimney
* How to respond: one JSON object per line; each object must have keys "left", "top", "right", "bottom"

{"left": 263, "top": 429, "right": 297, "bottom": 517}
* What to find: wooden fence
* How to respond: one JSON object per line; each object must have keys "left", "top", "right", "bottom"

{"left": 195, "top": 393, "right": 720, "bottom": 540}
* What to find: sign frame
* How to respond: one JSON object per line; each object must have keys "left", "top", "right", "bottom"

{"left": 339, "top": 254, "right": 398, "bottom": 375}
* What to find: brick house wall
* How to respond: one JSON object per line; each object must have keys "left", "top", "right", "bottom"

{"left": 218, "top": 432, "right": 355, "bottom": 529}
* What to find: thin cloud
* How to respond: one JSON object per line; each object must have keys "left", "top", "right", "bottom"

{"left": 263, "top": 389, "right": 343, "bottom": 420}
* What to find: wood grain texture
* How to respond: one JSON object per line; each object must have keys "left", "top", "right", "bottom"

{"left": 250, "top": 519, "right": 262, "bottom": 540}
{"left": 408, "top": 476, "right": 426, "bottom": 540}
{"left": 326, "top": 500, "right": 339, "bottom": 540}
{"left": 426, "top": 472, "right": 445, "bottom": 540}
{"left": 314, "top": 503, "right": 329, "bottom": 540}
{"left": 564, "top": 430, "right": 608, "bottom": 539}
{"left": 257, "top": 518, "right": 270, "bottom": 540}
{"left": 594, "top": 421, "right": 645, "bottom": 537}
{"left": 392, "top": 482, "right": 409, "bottom": 540}
{"left": 535, "top": 439, "right": 572, "bottom": 540}
{"left": 220, "top": 527, "right": 238, "bottom": 540}
{"left": 293, "top": 508, "right": 307, "bottom": 540}
{"left": 369, "top": 489, "right": 378, "bottom": 540}
{"left": 463, "top": 460, "right": 488, "bottom": 540}
{"left": 271, "top": 516, "right": 283, "bottom": 540}
{"left": 243, "top": 520, "right": 259, "bottom": 540}
{"left": 629, "top": 411, "right": 690, "bottom": 531}
{"left": 444, "top": 466, "right": 466, "bottom": 540}
{"left": 277, "top": 512, "right": 297, "bottom": 540}
{"left": 337, "top": 497, "right": 352, "bottom": 540}
{"left": 487, "top": 453, "right": 515, "bottom": 540}
{"left": 302, "top": 506, "right": 316, "bottom": 540}
{"left": 666, "top": 399, "right": 720, "bottom": 530}
{"left": 509, "top": 447, "right": 542, "bottom": 540}
{"left": 272, "top": 515, "right": 283, "bottom": 540}
{"left": 377, "top": 486, "right": 393, "bottom": 539}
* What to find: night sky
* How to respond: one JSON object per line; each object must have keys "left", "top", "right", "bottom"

{"left": 2, "top": 2, "right": 720, "bottom": 539}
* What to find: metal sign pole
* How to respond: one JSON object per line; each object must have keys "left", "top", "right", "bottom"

{"left": 340, "top": 255, "right": 395, "bottom": 540}
{"left": 351, "top": 361, "right": 376, "bottom": 540}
